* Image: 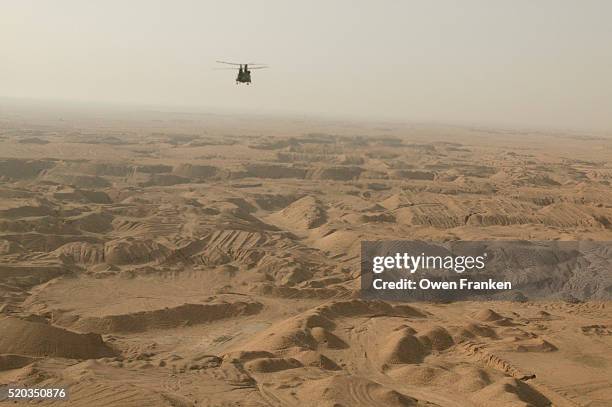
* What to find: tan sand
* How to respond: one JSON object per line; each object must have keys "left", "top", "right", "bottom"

{"left": 0, "top": 108, "right": 611, "bottom": 406}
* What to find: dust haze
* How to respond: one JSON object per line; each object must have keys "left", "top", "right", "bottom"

{"left": 2, "top": 0, "right": 612, "bottom": 130}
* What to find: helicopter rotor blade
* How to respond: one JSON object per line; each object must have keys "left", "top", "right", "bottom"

{"left": 216, "top": 61, "right": 242, "bottom": 66}
{"left": 212, "top": 66, "right": 268, "bottom": 70}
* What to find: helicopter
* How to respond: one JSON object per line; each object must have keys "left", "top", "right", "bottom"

{"left": 216, "top": 61, "right": 269, "bottom": 85}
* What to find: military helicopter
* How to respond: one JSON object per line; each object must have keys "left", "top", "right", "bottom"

{"left": 215, "top": 61, "right": 269, "bottom": 85}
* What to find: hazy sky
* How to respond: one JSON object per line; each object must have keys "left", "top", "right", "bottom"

{"left": 2, "top": 1, "right": 612, "bottom": 130}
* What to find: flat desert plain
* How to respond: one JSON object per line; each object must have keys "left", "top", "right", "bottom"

{"left": 0, "top": 108, "right": 611, "bottom": 406}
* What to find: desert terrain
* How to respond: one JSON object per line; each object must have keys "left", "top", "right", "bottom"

{"left": 0, "top": 106, "right": 611, "bottom": 406}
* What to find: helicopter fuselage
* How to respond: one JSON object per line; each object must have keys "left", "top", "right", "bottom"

{"left": 216, "top": 61, "right": 266, "bottom": 85}
{"left": 236, "top": 64, "right": 252, "bottom": 84}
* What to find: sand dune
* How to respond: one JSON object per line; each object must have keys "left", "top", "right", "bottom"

{"left": 0, "top": 316, "right": 115, "bottom": 359}
{"left": 0, "top": 115, "right": 611, "bottom": 406}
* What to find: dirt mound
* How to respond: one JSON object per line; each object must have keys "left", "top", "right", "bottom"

{"left": 473, "top": 309, "right": 505, "bottom": 322}
{"left": 311, "top": 229, "right": 363, "bottom": 257}
{"left": 250, "top": 138, "right": 296, "bottom": 150}
{"left": 380, "top": 193, "right": 413, "bottom": 210}
{"left": 140, "top": 174, "right": 190, "bottom": 187}
{"left": 70, "top": 211, "right": 114, "bottom": 233}
{"left": 294, "top": 375, "right": 433, "bottom": 407}
{"left": 389, "top": 169, "right": 436, "bottom": 180}
{"left": 104, "top": 238, "right": 171, "bottom": 265}
{"left": 465, "top": 212, "right": 535, "bottom": 227}
{"left": 515, "top": 339, "right": 558, "bottom": 352}
{"left": 172, "top": 163, "right": 219, "bottom": 179}
{"left": 240, "top": 163, "right": 307, "bottom": 179}
{"left": 473, "top": 377, "right": 550, "bottom": 406}
{"left": 460, "top": 323, "right": 498, "bottom": 339}
{"left": 225, "top": 197, "right": 257, "bottom": 213}
{"left": 175, "top": 229, "right": 289, "bottom": 267}
{"left": 356, "top": 213, "right": 396, "bottom": 223}
{"left": 0, "top": 354, "right": 38, "bottom": 371}
{"left": 0, "top": 316, "right": 115, "bottom": 359}
{"left": 379, "top": 330, "right": 427, "bottom": 365}
{"left": 0, "top": 264, "right": 70, "bottom": 287}
{"left": 1, "top": 233, "right": 101, "bottom": 252}
{"left": 395, "top": 205, "right": 464, "bottom": 229}
{"left": 53, "top": 188, "right": 112, "bottom": 204}
{"left": 307, "top": 165, "right": 364, "bottom": 181}
{"left": 244, "top": 357, "right": 302, "bottom": 373}
{"left": 251, "top": 193, "right": 301, "bottom": 210}
{"left": 269, "top": 196, "right": 327, "bottom": 230}
{"left": 45, "top": 173, "right": 111, "bottom": 188}
{"left": 55, "top": 242, "right": 105, "bottom": 264}
{"left": 0, "top": 203, "right": 54, "bottom": 219}
{"left": 317, "top": 300, "right": 426, "bottom": 319}
{"left": 581, "top": 324, "right": 611, "bottom": 336}
{"left": 258, "top": 285, "right": 342, "bottom": 299}
{"left": 310, "top": 326, "right": 348, "bottom": 349}
{"left": 136, "top": 164, "right": 173, "bottom": 174}
{"left": 238, "top": 300, "right": 426, "bottom": 353}
{"left": 294, "top": 351, "right": 341, "bottom": 370}
{"left": 0, "top": 215, "right": 74, "bottom": 234}
{"left": 336, "top": 154, "right": 365, "bottom": 165}
{"left": 59, "top": 161, "right": 133, "bottom": 177}
{"left": 537, "top": 202, "right": 607, "bottom": 228}
{"left": 416, "top": 326, "right": 454, "bottom": 351}
{"left": 224, "top": 350, "right": 275, "bottom": 363}
{"left": 61, "top": 300, "right": 263, "bottom": 334}
{"left": 0, "top": 159, "right": 55, "bottom": 180}
{"left": 387, "top": 364, "right": 454, "bottom": 387}
{"left": 276, "top": 151, "right": 336, "bottom": 163}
